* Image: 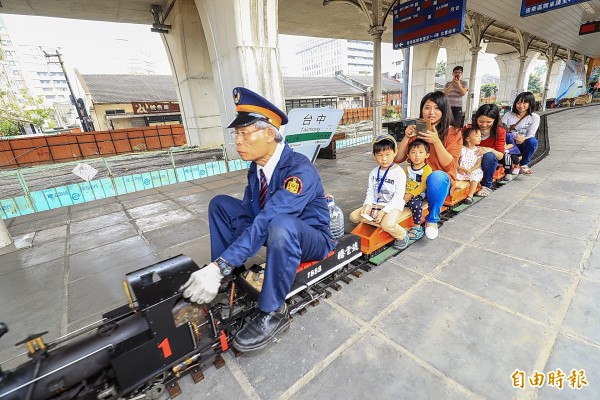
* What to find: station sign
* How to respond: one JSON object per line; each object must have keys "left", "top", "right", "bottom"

{"left": 284, "top": 108, "right": 344, "bottom": 163}
{"left": 579, "top": 20, "right": 600, "bottom": 35}
{"left": 521, "top": 0, "right": 588, "bottom": 17}
{"left": 132, "top": 102, "right": 180, "bottom": 115}
{"left": 393, "top": 0, "right": 466, "bottom": 49}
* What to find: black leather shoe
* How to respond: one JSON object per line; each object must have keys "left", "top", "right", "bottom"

{"left": 232, "top": 305, "right": 290, "bottom": 352}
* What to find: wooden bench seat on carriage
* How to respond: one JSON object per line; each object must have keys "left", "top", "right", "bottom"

{"left": 239, "top": 234, "right": 363, "bottom": 298}
{"left": 351, "top": 166, "right": 506, "bottom": 254}
{"left": 352, "top": 201, "right": 430, "bottom": 254}
{"left": 444, "top": 166, "right": 505, "bottom": 206}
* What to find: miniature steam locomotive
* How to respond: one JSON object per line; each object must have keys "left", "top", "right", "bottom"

{"left": 0, "top": 234, "right": 362, "bottom": 400}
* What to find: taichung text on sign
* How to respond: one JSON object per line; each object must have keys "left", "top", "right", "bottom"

{"left": 284, "top": 108, "right": 344, "bottom": 163}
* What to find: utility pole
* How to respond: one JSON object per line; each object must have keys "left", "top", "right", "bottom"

{"left": 44, "top": 49, "right": 94, "bottom": 132}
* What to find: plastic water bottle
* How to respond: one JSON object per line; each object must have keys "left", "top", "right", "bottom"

{"left": 326, "top": 195, "right": 345, "bottom": 240}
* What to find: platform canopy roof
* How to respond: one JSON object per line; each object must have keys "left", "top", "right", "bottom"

{"left": 0, "top": 0, "right": 599, "bottom": 59}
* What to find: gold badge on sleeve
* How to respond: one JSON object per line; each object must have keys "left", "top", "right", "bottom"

{"left": 283, "top": 176, "right": 303, "bottom": 194}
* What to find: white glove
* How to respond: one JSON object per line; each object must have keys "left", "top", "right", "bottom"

{"left": 180, "top": 263, "right": 224, "bottom": 304}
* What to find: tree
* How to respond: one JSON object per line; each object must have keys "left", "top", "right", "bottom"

{"left": 0, "top": 90, "right": 53, "bottom": 136}
{"left": 435, "top": 60, "right": 446, "bottom": 77}
{"left": 480, "top": 83, "right": 498, "bottom": 98}
{"left": 527, "top": 74, "right": 543, "bottom": 94}
{"left": 1, "top": 49, "right": 53, "bottom": 136}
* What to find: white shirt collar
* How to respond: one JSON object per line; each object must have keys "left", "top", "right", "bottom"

{"left": 258, "top": 142, "right": 285, "bottom": 184}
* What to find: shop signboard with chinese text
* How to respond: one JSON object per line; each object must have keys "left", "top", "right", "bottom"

{"left": 132, "top": 102, "right": 180, "bottom": 115}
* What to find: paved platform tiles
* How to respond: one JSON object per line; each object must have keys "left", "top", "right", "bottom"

{"left": 1, "top": 106, "right": 600, "bottom": 399}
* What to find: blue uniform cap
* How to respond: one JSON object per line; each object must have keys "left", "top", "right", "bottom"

{"left": 227, "top": 87, "right": 289, "bottom": 129}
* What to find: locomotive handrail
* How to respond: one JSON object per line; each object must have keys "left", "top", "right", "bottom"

{"left": 0, "top": 345, "right": 113, "bottom": 399}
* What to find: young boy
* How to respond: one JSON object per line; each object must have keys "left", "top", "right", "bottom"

{"left": 403, "top": 139, "right": 432, "bottom": 241}
{"left": 349, "top": 135, "right": 409, "bottom": 249}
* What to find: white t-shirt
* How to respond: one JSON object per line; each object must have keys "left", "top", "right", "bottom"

{"left": 363, "top": 165, "right": 406, "bottom": 213}
{"left": 501, "top": 112, "right": 540, "bottom": 139}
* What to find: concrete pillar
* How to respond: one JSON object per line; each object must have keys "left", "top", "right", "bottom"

{"left": 409, "top": 41, "right": 440, "bottom": 117}
{"left": 370, "top": 25, "right": 386, "bottom": 137}
{"left": 495, "top": 52, "right": 537, "bottom": 104}
{"left": 546, "top": 60, "right": 565, "bottom": 100}
{"left": 464, "top": 46, "right": 481, "bottom": 123}
{"left": 0, "top": 219, "right": 12, "bottom": 248}
{"left": 402, "top": 47, "right": 411, "bottom": 119}
{"left": 516, "top": 55, "right": 528, "bottom": 92}
{"left": 541, "top": 60, "right": 554, "bottom": 111}
{"left": 162, "top": 0, "right": 221, "bottom": 147}
{"left": 163, "top": 0, "right": 283, "bottom": 151}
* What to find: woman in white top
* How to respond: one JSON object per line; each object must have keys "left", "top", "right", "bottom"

{"left": 501, "top": 92, "right": 540, "bottom": 175}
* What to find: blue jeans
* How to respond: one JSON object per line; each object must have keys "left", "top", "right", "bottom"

{"left": 480, "top": 152, "right": 498, "bottom": 189}
{"left": 425, "top": 170, "right": 451, "bottom": 224}
{"left": 517, "top": 137, "right": 538, "bottom": 166}
{"left": 209, "top": 195, "right": 331, "bottom": 312}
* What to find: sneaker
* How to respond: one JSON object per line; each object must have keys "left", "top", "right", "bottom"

{"left": 503, "top": 174, "right": 515, "bottom": 182}
{"left": 511, "top": 167, "right": 521, "bottom": 175}
{"left": 425, "top": 223, "right": 438, "bottom": 240}
{"left": 393, "top": 231, "right": 410, "bottom": 250}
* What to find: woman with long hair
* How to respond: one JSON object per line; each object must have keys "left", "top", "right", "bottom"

{"left": 467, "top": 104, "right": 506, "bottom": 197}
{"left": 395, "top": 91, "right": 462, "bottom": 239}
{"left": 501, "top": 92, "right": 540, "bottom": 175}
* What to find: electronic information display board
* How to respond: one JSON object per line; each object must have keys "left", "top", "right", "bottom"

{"left": 393, "top": 0, "right": 466, "bottom": 49}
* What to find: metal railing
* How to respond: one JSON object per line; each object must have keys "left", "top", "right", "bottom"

{"left": 0, "top": 146, "right": 250, "bottom": 219}
{"left": 1, "top": 124, "right": 376, "bottom": 220}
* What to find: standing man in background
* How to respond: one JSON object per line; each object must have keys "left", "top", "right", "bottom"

{"left": 444, "top": 66, "right": 468, "bottom": 126}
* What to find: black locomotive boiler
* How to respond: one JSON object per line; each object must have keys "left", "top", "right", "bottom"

{"left": 0, "top": 234, "right": 363, "bottom": 400}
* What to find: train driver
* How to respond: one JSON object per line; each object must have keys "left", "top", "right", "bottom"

{"left": 180, "top": 87, "right": 335, "bottom": 352}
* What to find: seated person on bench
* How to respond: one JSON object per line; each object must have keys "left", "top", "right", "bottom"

{"left": 402, "top": 139, "right": 432, "bottom": 241}
{"left": 349, "top": 135, "right": 409, "bottom": 250}
{"left": 181, "top": 87, "right": 335, "bottom": 352}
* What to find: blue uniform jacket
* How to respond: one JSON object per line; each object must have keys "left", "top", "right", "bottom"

{"left": 220, "top": 144, "right": 333, "bottom": 266}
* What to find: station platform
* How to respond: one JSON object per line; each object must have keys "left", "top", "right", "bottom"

{"left": 1, "top": 106, "right": 599, "bottom": 399}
